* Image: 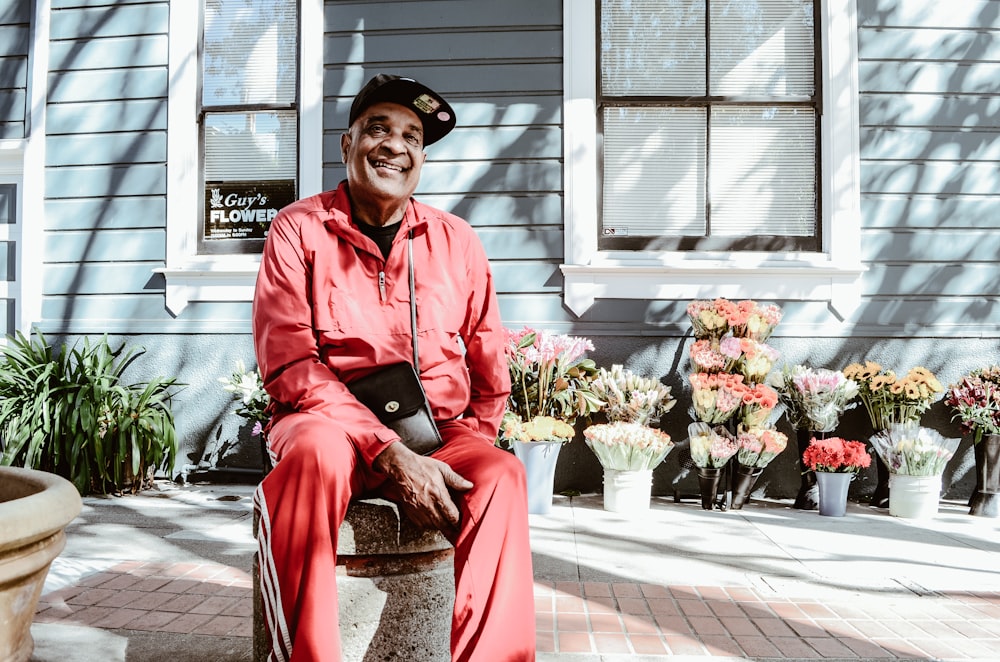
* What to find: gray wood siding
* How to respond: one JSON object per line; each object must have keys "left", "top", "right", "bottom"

{"left": 42, "top": 0, "right": 172, "bottom": 333}
{"left": 323, "top": 0, "right": 569, "bottom": 329}
{"left": 853, "top": 0, "right": 1000, "bottom": 336}
{"left": 0, "top": 0, "right": 30, "bottom": 139}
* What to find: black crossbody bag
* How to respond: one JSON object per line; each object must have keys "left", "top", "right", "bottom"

{"left": 345, "top": 231, "right": 444, "bottom": 456}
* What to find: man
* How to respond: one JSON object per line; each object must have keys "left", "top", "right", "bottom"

{"left": 252, "top": 74, "right": 536, "bottom": 662}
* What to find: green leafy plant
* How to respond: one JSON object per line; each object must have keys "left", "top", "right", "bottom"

{"left": 0, "top": 331, "right": 182, "bottom": 495}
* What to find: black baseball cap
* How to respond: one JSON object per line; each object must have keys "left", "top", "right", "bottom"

{"left": 348, "top": 74, "right": 456, "bottom": 146}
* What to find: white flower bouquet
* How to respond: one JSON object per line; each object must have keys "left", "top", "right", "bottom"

{"left": 583, "top": 422, "right": 674, "bottom": 472}
{"left": 869, "top": 423, "right": 961, "bottom": 476}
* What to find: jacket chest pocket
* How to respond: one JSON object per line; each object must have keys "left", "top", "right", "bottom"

{"left": 315, "top": 287, "right": 410, "bottom": 338}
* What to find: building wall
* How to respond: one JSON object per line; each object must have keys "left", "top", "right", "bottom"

{"left": 20, "top": 0, "right": 1000, "bottom": 498}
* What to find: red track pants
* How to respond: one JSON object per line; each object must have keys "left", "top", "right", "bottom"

{"left": 254, "top": 414, "right": 536, "bottom": 662}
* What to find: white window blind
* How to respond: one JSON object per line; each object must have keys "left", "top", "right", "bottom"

{"left": 204, "top": 111, "right": 297, "bottom": 181}
{"left": 600, "top": 0, "right": 817, "bottom": 249}
{"left": 203, "top": 0, "right": 297, "bottom": 106}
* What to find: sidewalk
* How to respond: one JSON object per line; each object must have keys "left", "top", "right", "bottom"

{"left": 29, "top": 480, "right": 1000, "bottom": 661}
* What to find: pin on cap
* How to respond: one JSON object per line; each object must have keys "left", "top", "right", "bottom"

{"left": 349, "top": 74, "right": 457, "bottom": 146}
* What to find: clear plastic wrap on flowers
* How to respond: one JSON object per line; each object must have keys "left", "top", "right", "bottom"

{"left": 869, "top": 423, "right": 961, "bottom": 476}
{"left": 583, "top": 422, "right": 674, "bottom": 471}
{"left": 687, "top": 422, "right": 739, "bottom": 468}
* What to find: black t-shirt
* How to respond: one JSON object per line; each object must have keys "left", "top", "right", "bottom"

{"left": 355, "top": 219, "right": 401, "bottom": 260}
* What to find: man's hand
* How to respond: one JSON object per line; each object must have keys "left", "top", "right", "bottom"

{"left": 373, "top": 441, "right": 473, "bottom": 533}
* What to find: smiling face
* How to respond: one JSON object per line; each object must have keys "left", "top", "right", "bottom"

{"left": 341, "top": 101, "right": 427, "bottom": 226}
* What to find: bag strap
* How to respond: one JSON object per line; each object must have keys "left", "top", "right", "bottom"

{"left": 408, "top": 230, "right": 419, "bottom": 373}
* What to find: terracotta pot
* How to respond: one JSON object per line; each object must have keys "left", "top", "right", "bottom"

{"left": 0, "top": 466, "right": 82, "bottom": 662}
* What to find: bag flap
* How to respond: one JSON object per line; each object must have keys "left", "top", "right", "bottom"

{"left": 346, "top": 362, "right": 428, "bottom": 422}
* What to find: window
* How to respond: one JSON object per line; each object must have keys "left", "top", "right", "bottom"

{"left": 562, "top": 0, "right": 864, "bottom": 319}
{"left": 161, "top": 0, "right": 322, "bottom": 315}
{"left": 601, "top": 0, "right": 818, "bottom": 252}
{"left": 199, "top": 0, "right": 299, "bottom": 254}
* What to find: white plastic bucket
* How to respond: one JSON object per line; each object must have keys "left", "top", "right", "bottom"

{"left": 603, "top": 469, "right": 653, "bottom": 513}
{"left": 889, "top": 474, "right": 942, "bottom": 519}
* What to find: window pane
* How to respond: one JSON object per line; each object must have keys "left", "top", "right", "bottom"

{"left": 203, "top": 111, "right": 297, "bottom": 242}
{"left": 709, "top": 106, "right": 816, "bottom": 236}
{"left": 601, "top": 0, "right": 706, "bottom": 96}
{"left": 203, "top": 0, "right": 297, "bottom": 106}
{"left": 205, "top": 111, "right": 297, "bottom": 181}
{"left": 0, "top": 184, "right": 14, "bottom": 225}
{"left": 710, "top": 0, "right": 815, "bottom": 96}
{"left": 602, "top": 107, "right": 706, "bottom": 236}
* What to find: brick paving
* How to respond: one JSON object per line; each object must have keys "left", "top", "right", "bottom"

{"left": 36, "top": 561, "right": 254, "bottom": 639}
{"left": 36, "top": 560, "right": 1000, "bottom": 659}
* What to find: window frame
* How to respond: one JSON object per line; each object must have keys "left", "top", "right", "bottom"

{"left": 160, "top": 0, "right": 322, "bottom": 315}
{"left": 561, "top": 0, "right": 864, "bottom": 319}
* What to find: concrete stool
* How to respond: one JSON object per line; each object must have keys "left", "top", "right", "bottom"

{"left": 253, "top": 498, "right": 455, "bottom": 661}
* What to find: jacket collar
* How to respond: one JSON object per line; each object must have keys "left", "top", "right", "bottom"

{"left": 323, "top": 181, "right": 430, "bottom": 236}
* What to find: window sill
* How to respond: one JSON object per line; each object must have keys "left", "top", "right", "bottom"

{"left": 560, "top": 256, "right": 866, "bottom": 319}
{"left": 154, "top": 255, "right": 261, "bottom": 315}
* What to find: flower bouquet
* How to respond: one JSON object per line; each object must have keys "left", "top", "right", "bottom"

{"left": 944, "top": 367, "right": 1000, "bottom": 516}
{"left": 801, "top": 436, "right": 872, "bottom": 474}
{"left": 583, "top": 422, "right": 674, "bottom": 472}
{"left": 842, "top": 362, "right": 944, "bottom": 431}
{"left": 841, "top": 361, "right": 944, "bottom": 508}
{"left": 770, "top": 364, "right": 859, "bottom": 434}
{"left": 588, "top": 364, "right": 675, "bottom": 426}
{"left": 499, "top": 326, "right": 603, "bottom": 447}
{"left": 219, "top": 360, "right": 271, "bottom": 437}
{"left": 729, "top": 425, "right": 789, "bottom": 509}
{"left": 687, "top": 298, "right": 783, "bottom": 343}
{"left": 869, "top": 423, "right": 959, "bottom": 477}
{"left": 688, "top": 422, "right": 739, "bottom": 510}
{"left": 944, "top": 367, "right": 1000, "bottom": 443}
{"left": 735, "top": 426, "right": 789, "bottom": 470}
{"left": 869, "top": 423, "right": 960, "bottom": 519}
{"left": 801, "top": 436, "right": 872, "bottom": 517}
{"left": 689, "top": 372, "right": 749, "bottom": 425}
{"left": 500, "top": 327, "right": 603, "bottom": 514}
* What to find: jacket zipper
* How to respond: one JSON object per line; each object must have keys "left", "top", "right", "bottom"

{"left": 378, "top": 271, "right": 386, "bottom": 302}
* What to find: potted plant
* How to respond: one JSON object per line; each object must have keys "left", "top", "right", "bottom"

{"left": 943, "top": 367, "right": 1000, "bottom": 517}
{"left": 770, "top": 364, "right": 859, "bottom": 510}
{"left": 498, "top": 327, "right": 603, "bottom": 514}
{"left": 841, "top": 361, "right": 944, "bottom": 508}
{"left": 0, "top": 331, "right": 181, "bottom": 495}
{"left": 869, "top": 423, "right": 960, "bottom": 519}
{"left": 801, "top": 436, "right": 872, "bottom": 517}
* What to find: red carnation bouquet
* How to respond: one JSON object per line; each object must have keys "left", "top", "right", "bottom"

{"left": 801, "top": 437, "right": 872, "bottom": 474}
